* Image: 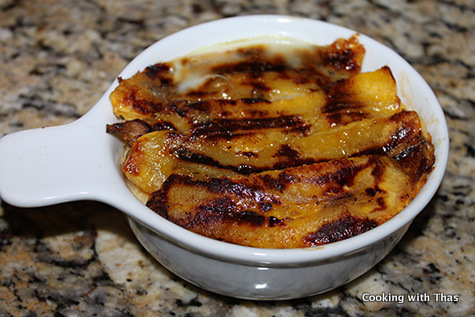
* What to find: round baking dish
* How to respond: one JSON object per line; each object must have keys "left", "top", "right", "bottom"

{"left": 0, "top": 15, "right": 449, "bottom": 300}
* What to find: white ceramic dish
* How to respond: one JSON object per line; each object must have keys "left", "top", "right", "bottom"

{"left": 0, "top": 15, "right": 449, "bottom": 300}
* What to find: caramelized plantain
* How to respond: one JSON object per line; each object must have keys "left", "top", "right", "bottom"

{"left": 122, "top": 131, "right": 239, "bottom": 194}
{"left": 121, "top": 111, "right": 433, "bottom": 196}
{"left": 107, "top": 35, "right": 435, "bottom": 248}
{"left": 108, "top": 67, "right": 401, "bottom": 140}
{"left": 146, "top": 155, "right": 422, "bottom": 248}
{"left": 110, "top": 35, "right": 365, "bottom": 121}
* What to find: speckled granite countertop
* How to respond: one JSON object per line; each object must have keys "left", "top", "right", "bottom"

{"left": 0, "top": 0, "right": 473, "bottom": 316}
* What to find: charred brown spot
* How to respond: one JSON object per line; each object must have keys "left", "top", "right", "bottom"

{"left": 175, "top": 148, "right": 251, "bottom": 173}
{"left": 216, "top": 179, "right": 279, "bottom": 206}
{"left": 259, "top": 201, "right": 273, "bottom": 212}
{"left": 187, "top": 99, "right": 236, "bottom": 112}
{"left": 106, "top": 119, "right": 152, "bottom": 144}
{"left": 325, "top": 49, "right": 359, "bottom": 71}
{"left": 275, "top": 144, "right": 300, "bottom": 159}
{"left": 303, "top": 215, "right": 377, "bottom": 246}
{"left": 127, "top": 92, "right": 186, "bottom": 117}
{"left": 322, "top": 97, "right": 367, "bottom": 126}
{"left": 384, "top": 112, "right": 422, "bottom": 152}
{"left": 195, "top": 203, "right": 265, "bottom": 227}
{"left": 128, "top": 93, "right": 155, "bottom": 115}
{"left": 191, "top": 115, "right": 304, "bottom": 137}
{"left": 206, "top": 177, "right": 252, "bottom": 197}
{"left": 374, "top": 197, "right": 387, "bottom": 212}
{"left": 365, "top": 187, "right": 382, "bottom": 197}
{"left": 312, "top": 160, "right": 367, "bottom": 187}
{"left": 152, "top": 121, "right": 176, "bottom": 131}
{"left": 371, "top": 111, "right": 435, "bottom": 180}
{"left": 239, "top": 151, "right": 258, "bottom": 158}
{"left": 248, "top": 80, "right": 271, "bottom": 92}
{"left": 370, "top": 157, "right": 385, "bottom": 180}
{"left": 257, "top": 173, "right": 293, "bottom": 192}
{"left": 197, "top": 197, "right": 236, "bottom": 216}
{"left": 271, "top": 158, "right": 317, "bottom": 171}
{"left": 323, "top": 77, "right": 369, "bottom": 125}
{"left": 186, "top": 90, "right": 217, "bottom": 99}
{"left": 240, "top": 98, "right": 271, "bottom": 105}
{"left": 106, "top": 119, "right": 176, "bottom": 145}
{"left": 211, "top": 58, "right": 288, "bottom": 77}
{"left": 144, "top": 63, "right": 171, "bottom": 81}
{"left": 268, "top": 216, "right": 285, "bottom": 227}
{"left": 394, "top": 138, "right": 435, "bottom": 181}
{"left": 146, "top": 190, "right": 169, "bottom": 218}
{"left": 237, "top": 211, "right": 265, "bottom": 226}
{"left": 354, "top": 111, "right": 424, "bottom": 160}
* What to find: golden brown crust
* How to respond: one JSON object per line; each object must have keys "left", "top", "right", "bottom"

{"left": 109, "top": 35, "right": 366, "bottom": 121}
{"left": 107, "top": 35, "right": 435, "bottom": 248}
{"left": 146, "top": 155, "right": 420, "bottom": 248}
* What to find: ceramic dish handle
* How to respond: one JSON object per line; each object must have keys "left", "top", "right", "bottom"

{"left": 0, "top": 105, "right": 119, "bottom": 208}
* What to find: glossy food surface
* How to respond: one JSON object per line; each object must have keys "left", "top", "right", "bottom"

{"left": 107, "top": 35, "right": 435, "bottom": 248}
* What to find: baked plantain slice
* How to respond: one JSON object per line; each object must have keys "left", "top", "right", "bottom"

{"left": 121, "top": 111, "right": 434, "bottom": 195}
{"left": 110, "top": 35, "right": 365, "bottom": 121}
{"left": 174, "top": 111, "right": 432, "bottom": 174}
{"left": 108, "top": 66, "right": 401, "bottom": 142}
{"left": 121, "top": 130, "right": 239, "bottom": 194}
{"left": 146, "top": 155, "right": 423, "bottom": 248}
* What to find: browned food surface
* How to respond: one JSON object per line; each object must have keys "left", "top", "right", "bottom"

{"left": 109, "top": 35, "right": 365, "bottom": 121}
{"left": 107, "top": 35, "right": 435, "bottom": 248}
{"left": 147, "top": 155, "right": 424, "bottom": 248}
